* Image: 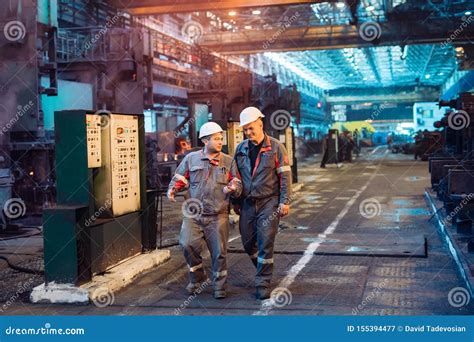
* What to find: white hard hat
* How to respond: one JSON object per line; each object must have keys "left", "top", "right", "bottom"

{"left": 199, "top": 122, "right": 224, "bottom": 139}
{"left": 239, "top": 106, "right": 265, "bottom": 127}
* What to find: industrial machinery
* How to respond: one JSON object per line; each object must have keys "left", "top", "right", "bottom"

{"left": 428, "top": 92, "right": 474, "bottom": 250}
{"left": 43, "top": 110, "right": 157, "bottom": 285}
{"left": 323, "top": 129, "right": 341, "bottom": 165}
{"left": 226, "top": 121, "right": 244, "bottom": 157}
{"left": 0, "top": 0, "right": 331, "bottom": 239}
{"left": 0, "top": 0, "right": 57, "bottom": 230}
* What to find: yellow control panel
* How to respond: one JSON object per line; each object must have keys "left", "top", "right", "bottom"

{"left": 94, "top": 114, "right": 141, "bottom": 217}
{"left": 285, "top": 127, "right": 294, "bottom": 166}
{"left": 86, "top": 115, "right": 102, "bottom": 168}
{"left": 227, "top": 121, "right": 244, "bottom": 156}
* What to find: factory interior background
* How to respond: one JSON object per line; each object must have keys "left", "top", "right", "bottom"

{"left": 1, "top": 0, "right": 474, "bottom": 318}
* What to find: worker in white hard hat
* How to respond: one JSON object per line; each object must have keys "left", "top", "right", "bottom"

{"left": 167, "top": 121, "right": 242, "bottom": 299}
{"left": 233, "top": 106, "right": 292, "bottom": 300}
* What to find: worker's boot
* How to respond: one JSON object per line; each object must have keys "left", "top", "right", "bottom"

{"left": 185, "top": 277, "right": 210, "bottom": 294}
{"left": 213, "top": 289, "right": 227, "bottom": 299}
{"left": 256, "top": 286, "right": 271, "bottom": 300}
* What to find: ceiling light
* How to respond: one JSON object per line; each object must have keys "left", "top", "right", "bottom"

{"left": 438, "top": 72, "right": 444, "bottom": 76}
{"left": 465, "top": 11, "right": 472, "bottom": 15}
{"left": 366, "top": 5, "right": 375, "bottom": 11}
{"left": 252, "top": 10, "right": 261, "bottom": 15}
{"left": 425, "top": 74, "right": 431, "bottom": 79}
{"left": 244, "top": 25, "right": 252, "bottom": 30}
{"left": 228, "top": 11, "right": 237, "bottom": 16}
{"left": 336, "top": 2, "right": 345, "bottom": 9}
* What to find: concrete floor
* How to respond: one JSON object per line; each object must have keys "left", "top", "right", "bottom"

{"left": 1, "top": 146, "right": 473, "bottom": 315}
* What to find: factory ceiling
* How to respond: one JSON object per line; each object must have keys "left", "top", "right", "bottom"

{"left": 113, "top": 0, "right": 474, "bottom": 97}
{"left": 109, "top": 0, "right": 324, "bottom": 15}
{"left": 264, "top": 44, "right": 456, "bottom": 90}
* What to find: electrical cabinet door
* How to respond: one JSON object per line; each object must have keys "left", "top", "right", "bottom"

{"left": 227, "top": 121, "right": 244, "bottom": 156}
{"left": 86, "top": 114, "right": 102, "bottom": 168}
{"left": 285, "top": 127, "right": 294, "bottom": 166}
{"left": 94, "top": 114, "right": 141, "bottom": 216}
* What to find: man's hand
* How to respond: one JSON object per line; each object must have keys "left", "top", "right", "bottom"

{"left": 233, "top": 204, "right": 241, "bottom": 215}
{"left": 278, "top": 203, "right": 290, "bottom": 217}
{"left": 223, "top": 178, "right": 239, "bottom": 194}
{"left": 167, "top": 189, "right": 176, "bottom": 202}
{"left": 223, "top": 184, "right": 235, "bottom": 194}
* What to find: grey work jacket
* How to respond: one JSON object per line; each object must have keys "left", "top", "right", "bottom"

{"left": 234, "top": 134, "right": 292, "bottom": 205}
{"left": 168, "top": 150, "right": 242, "bottom": 215}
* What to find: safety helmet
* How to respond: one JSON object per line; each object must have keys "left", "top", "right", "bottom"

{"left": 239, "top": 106, "right": 265, "bottom": 127}
{"left": 199, "top": 122, "right": 224, "bottom": 139}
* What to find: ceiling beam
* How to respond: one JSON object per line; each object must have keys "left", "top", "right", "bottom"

{"left": 326, "top": 86, "right": 440, "bottom": 105}
{"left": 108, "top": 0, "right": 325, "bottom": 15}
{"left": 198, "top": 21, "right": 474, "bottom": 54}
